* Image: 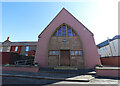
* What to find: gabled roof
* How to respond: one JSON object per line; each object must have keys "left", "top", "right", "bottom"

{"left": 38, "top": 8, "right": 93, "bottom": 38}
{"left": 97, "top": 35, "right": 120, "bottom": 48}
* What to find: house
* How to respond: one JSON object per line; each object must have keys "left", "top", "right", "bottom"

{"left": 97, "top": 35, "right": 120, "bottom": 66}
{"left": 35, "top": 8, "right": 101, "bottom": 69}
{"left": 0, "top": 37, "right": 37, "bottom": 56}
{"left": 97, "top": 35, "right": 120, "bottom": 57}
{"left": 0, "top": 37, "right": 37, "bottom": 64}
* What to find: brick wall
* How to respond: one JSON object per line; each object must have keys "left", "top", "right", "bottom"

{"left": 48, "top": 36, "right": 84, "bottom": 68}
{"left": 0, "top": 52, "right": 11, "bottom": 64}
{"left": 100, "top": 56, "right": 120, "bottom": 66}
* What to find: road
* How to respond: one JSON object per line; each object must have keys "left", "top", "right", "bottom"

{"left": 1, "top": 76, "right": 119, "bottom": 86}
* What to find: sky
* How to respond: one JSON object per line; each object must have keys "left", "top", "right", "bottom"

{"left": 1, "top": 0, "right": 119, "bottom": 44}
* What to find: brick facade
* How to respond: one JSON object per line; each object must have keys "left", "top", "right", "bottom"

{"left": 48, "top": 36, "right": 84, "bottom": 69}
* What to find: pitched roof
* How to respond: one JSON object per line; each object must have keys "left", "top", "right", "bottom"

{"left": 38, "top": 8, "right": 93, "bottom": 38}
{"left": 97, "top": 35, "right": 120, "bottom": 48}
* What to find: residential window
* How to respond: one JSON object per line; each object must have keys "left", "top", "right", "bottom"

{"left": 26, "top": 46, "right": 29, "bottom": 51}
{"left": 71, "top": 50, "right": 83, "bottom": 56}
{"left": 15, "top": 46, "right": 18, "bottom": 51}
{"left": 0, "top": 47, "right": 3, "bottom": 52}
{"left": 49, "top": 50, "right": 59, "bottom": 55}
{"left": 7, "top": 46, "right": 10, "bottom": 52}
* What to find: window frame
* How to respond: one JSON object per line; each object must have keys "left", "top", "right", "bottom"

{"left": 0, "top": 47, "right": 3, "bottom": 52}
{"left": 71, "top": 50, "right": 83, "bottom": 56}
{"left": 25, "top": 46, "right": 29, "bottom": 52}
{"left": 7, "top": 46, "right": 11, "bottom": 52}
{"left": 15, "top": 46, "right": 18, "bottom": 52}
{"left": 53, "top": 24, "right": 77, "bottom": 37}
{"left": 49, "top": 50, "right": 59, "bottom": 56}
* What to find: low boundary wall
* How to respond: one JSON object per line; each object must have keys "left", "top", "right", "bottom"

{"left": 96, "top": 67, "right": 120, "bottom": 77}
{"left": 1, "top": 66, "right": 39, "bottom": 72}
{"left": 100, "top": 56, "right": 120, "bottom": 66}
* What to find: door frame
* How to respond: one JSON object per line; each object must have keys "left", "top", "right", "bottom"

{"left": 59, "top": 49, "right": 70, "bottom": 66}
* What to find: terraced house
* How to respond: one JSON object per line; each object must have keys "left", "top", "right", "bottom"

{"left": 1, "top": 37, "right": 37, "bottom": 56}
{"left": 0, "top": 37, "right": 37, "bottom": 65}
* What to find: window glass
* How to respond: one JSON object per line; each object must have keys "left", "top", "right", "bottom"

{"left": 26, "top": 46, "right": 29, "bottom": 51}
{"left": 56, "top": 51, "right": 59, "bottom": 55}
{"left": 15, "top": 46, "right": 18, "bottom": 51}
{"left": 71, "top": 50, "right": 83, "bottom": 56}
{"left": 7, "top": 47, "right": 10, "bottom": 52}
{"left": 52, "top": 51, "right": 56, "bottom": 55}
{"left": 58, "top": 27, "right": 61, "bottom": 36}
{"left": 62, "top": 25, "right": 66, "bottom": 36}
{"left": 79, "top": 51, "right": 83, "bottom": 55}
{"left": 49, "top": 50, "right": 59, "bottom": 55}
{"left": 49, "top": 51, "right": 52, "bottom": 55}
{"left": 53, "top": 31, "right": 57, "bottom": 36}
{"left": 52, "top": 24, "right": 77, "bottom": 37}
{"left": 67, "top": 27, "right": 71, "bottom": 36}
{"left": 71, "top": 51, "right": 74, "bottom": 55}
{"left": 72, "top": 31, "right": 76, "bottom": 36}
{"left": 75, "top": 51, "right": 79, "bottom": 55}
{"left": 0, "top": 47, "right": 3, "bottom": 52}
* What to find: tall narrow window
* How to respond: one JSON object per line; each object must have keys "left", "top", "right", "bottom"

{"left": 72, "top": 31, "right": 76, "bottom": 36}
{"left": 67, "top": 27, "right": 71, "bottom": 36}
{"left": 62, "top": 25, "right": 66, "bottom": 36}
{"left": 58, "top": 27, "right": 61, "bottom": 36}
{"left": 15, "top": 46, "right": 18, "bottom": 51}
{"left": 26, "top": 46, "right": 29, "bottom": 51}
{"left": 53, "top": 31, "right": 57, "bottom": 36}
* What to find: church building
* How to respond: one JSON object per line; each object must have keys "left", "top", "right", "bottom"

{"left": 35, "top": 8, "right": 101, "bottom": 69}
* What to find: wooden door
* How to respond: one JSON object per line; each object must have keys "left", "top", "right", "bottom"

{"left": 60, "top": 50, "right": 70, "bottom": 66}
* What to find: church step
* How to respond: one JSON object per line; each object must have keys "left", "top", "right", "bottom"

{"left": 54, "top": 66, "right": 78, "bottom": 70}
{"left": 39, "top": 67, "right": 96, "bottom": 75}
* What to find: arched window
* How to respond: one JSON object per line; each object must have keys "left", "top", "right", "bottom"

{"left": 53, "top": 24, "right": 77, "bottom": 36}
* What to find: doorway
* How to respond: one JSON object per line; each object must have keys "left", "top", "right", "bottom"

{"left": 60, "top": 50, "right": 70, "bottom": 66}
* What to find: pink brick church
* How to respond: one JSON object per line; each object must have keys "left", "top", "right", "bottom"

{"left": 35, "top": 8, "right": 101, "bottom": 69}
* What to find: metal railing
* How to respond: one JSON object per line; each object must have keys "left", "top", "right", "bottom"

{"left": 14, "top": 59, "right": 34, "bottom": 65}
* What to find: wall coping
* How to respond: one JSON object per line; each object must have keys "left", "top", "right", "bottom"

{"left": 96, "top": 67, "right": 120, "bottom": 70}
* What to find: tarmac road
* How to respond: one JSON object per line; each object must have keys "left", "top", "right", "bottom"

{"left": 1, "top": 76, "right": 119, "bottom": 86}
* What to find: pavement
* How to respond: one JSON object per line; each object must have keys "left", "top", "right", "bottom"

{"left": 1, "top": 69, "right": 95, "bottom": 82}
{"left": 0, "top": 68, "right": 120, "bottom": 85}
